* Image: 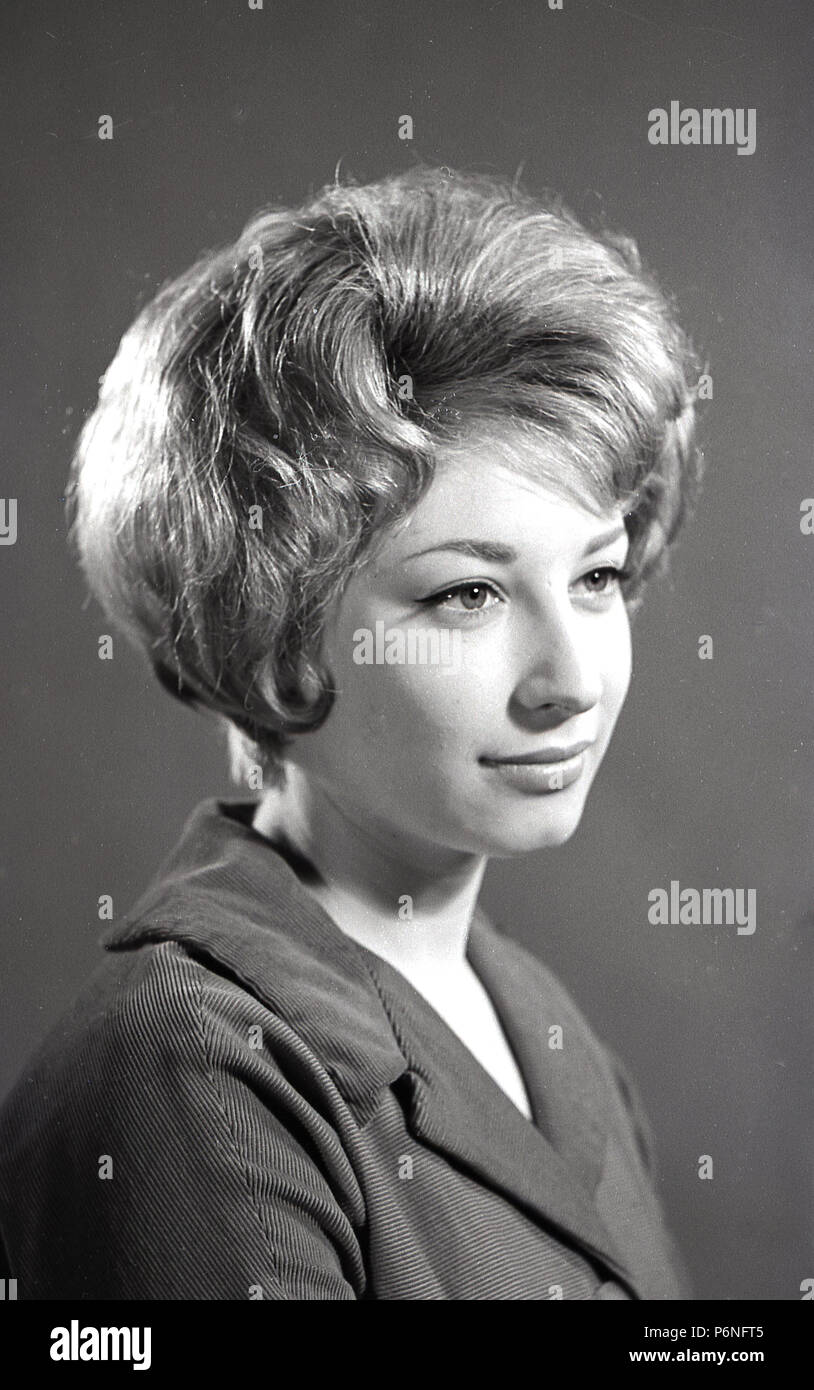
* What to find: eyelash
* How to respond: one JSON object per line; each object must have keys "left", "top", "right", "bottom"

{"left": 418, "top": 566, "right": 632, "bottom": 616}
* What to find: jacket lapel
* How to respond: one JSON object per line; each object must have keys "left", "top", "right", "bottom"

{"left": 358, "top": 912, "right": 638, "bottom": 1292}
{"left": 466, "top": 907, "right": 610, "bottom": 1196}
{"left": 107, "top": 798, "right": 637, "bottom": 1292}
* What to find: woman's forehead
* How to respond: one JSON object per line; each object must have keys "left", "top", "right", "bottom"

{"left": 359, "top": 465, "right": 626, "bottom": 582}
{"left": 394, "top": 448, "right": 622, "bottom": 533}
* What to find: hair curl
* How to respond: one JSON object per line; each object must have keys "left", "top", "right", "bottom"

{"left": 67, "top": 165, "right": 704, "bottom": 787}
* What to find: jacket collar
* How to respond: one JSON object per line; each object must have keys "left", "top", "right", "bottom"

{"left": 102, "top": 797, "right": 637, "bottom": 1293}
{"left": 102, "top": 798, "right": 408, "bottom": 1106}
{"left": 362, "top": 934, "right": 635, "bottom": 1290}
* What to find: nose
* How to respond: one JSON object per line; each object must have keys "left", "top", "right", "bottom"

{"left": 511, "top": 601, "right": 603, "bottom": 719}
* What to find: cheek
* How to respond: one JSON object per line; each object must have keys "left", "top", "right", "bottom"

{"left": 602, "top": 613, "right": 633, "bottom": 711}
{"left": 334, "top": 651, "right": 480, "bottom": 754}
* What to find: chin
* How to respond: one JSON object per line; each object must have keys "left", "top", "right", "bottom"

{"left": 470, "top": 794, "right": 590, "bottom": 858}
{"left": 486, "top": 823, "right": 584, "bottom": 858}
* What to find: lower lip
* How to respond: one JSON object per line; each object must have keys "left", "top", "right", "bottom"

{"left": 480, "top": 751, "right": 586, "bottom": 794}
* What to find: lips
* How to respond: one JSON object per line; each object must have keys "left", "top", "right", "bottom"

{"left": 480, "top": 739, "right": 593, "bottom": 766}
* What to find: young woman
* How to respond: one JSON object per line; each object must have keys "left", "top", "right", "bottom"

{"left": 0, "top": 166, "right": 701, "bottom": 1300}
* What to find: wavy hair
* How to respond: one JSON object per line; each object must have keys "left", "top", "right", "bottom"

{"left": 67, "top": 165, "right": 704, "bottom": 786}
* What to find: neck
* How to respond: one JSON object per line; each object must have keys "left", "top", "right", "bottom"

{"left": 251, "top": 761, "right": 488, "bottom": 980}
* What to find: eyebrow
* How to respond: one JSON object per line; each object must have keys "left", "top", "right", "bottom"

{"left": 402, "top": 524, "right": 628, "bottom": 565}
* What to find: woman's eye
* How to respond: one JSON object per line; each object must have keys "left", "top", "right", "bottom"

{"left": 576, "top": 565, "right": 627, "bottom": 597}
{"left": 420, "top": 581, "right": 502, "bottom": 615}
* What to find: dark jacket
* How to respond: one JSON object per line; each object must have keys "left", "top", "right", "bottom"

{"left": 0, "top": 798, "right": 691, "bottom": 1300}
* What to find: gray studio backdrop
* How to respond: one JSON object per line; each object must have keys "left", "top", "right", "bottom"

{"left": 2, "top": 0, "right": 812, "bottom": 1301}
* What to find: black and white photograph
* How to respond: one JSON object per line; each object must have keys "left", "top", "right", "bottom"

{"left": 1, "top": 0, "right": 811, "bottom": 1354}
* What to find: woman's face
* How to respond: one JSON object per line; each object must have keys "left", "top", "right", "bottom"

{"left": 289, "top": 433, "right": 633, "bottom": 860}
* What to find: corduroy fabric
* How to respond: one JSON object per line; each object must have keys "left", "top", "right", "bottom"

{"left": 0, "top": 798, "right": 692, "bottom": 1300}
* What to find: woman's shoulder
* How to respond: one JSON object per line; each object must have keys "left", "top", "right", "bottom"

{"left": 0, "top": 936, "right": 296, "bottom": 1143}
{"left": 0, "top": 926, "right": 367, "bottom": 1299}
{"left": 0, "top": 796, "right": 409, "bottom": 1147}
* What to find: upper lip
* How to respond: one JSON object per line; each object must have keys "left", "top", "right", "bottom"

{"left": 481, "top": 740, "right": 592, "bottom": 765}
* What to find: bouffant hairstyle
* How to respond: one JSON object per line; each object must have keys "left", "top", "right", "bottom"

{"left": 67, "top": 165, "right": 703, "bottom": 788}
